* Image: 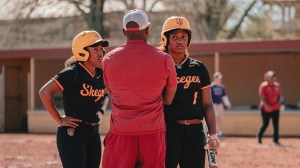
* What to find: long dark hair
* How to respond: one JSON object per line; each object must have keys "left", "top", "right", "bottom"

{"left": 158, "top": 31, "right": 171, "bottom": 53}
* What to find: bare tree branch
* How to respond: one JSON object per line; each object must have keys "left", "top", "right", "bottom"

{"left": 149, "top": 0, "right": 162, "bottom": 12}
{"left": 143, "top": 0, "right": 146, "bottom": 11}
{"left": 226, "top": 0, "right": 257, "bottom": 39}
{"left": 219, "top": 6, "right": 235, "bottom": 31}
{"left": 70, "top": 0, "right": 88, "bottom": 15}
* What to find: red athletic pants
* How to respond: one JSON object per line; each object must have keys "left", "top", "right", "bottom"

{"left": 102, "top": 131, "right": 166, "bottom": 168}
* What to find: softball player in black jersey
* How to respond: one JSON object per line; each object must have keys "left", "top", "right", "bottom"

{"left": 159, "top": 16, "right": 220, "bottom": 168}
{"left": 39, "top": 30, "right": 109, "bottom": 168}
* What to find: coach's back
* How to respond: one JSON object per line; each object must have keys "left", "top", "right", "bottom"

{"left": 102, "top": 39, "right": 177, "bottom": 134}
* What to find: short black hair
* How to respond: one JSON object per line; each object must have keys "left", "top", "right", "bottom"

{"left": 126, "top": 21, "right": 139, "bottom": 29}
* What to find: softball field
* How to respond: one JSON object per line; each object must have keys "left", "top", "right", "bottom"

{"left": 0, "top": 134, "right": 299, "bottom": 168}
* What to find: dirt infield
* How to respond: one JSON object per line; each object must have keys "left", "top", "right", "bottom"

{"left": 0, "top": 134, "right": 299, "bottom": 168}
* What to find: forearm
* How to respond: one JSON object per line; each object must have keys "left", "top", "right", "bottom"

{"left": 204, "top": 103, "right": 217, "bottom": 135}
{"left": 163, "top": 86, "right": 177, "bottom": 105}
{"left": 39, "top": 91, "right": 62, "bottom": 124}
{"left": 222, "top": 95, "right": 231, "bottom": 107}
{"left": 99, "top": 94, "right": 109, "bottom": 114}
{"left": 204, "top": 103, "right": 220, "bottom": 151}
{"left": 39, "top": 80, "right": 62, "bottom": 124}
{"left": 260, "top": 95, "right": 269, "bottom": 107}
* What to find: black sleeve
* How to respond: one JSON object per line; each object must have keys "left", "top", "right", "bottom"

{"left": 198, "top": 61, "right": 211, "bottom": 88}
{"left": 53, "top": 67, "right": 77, "bottom": 90}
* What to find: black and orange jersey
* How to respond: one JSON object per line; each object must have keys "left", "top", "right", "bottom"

{"left": 53, "top": 62, "right": 105, "bottom": 123}
{"left": 164, "top": 57, "right": 211, "bottom": 122}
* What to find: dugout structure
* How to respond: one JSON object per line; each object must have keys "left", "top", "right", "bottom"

{"left": 0, "top": 39, "right": 300, "bottom": 136}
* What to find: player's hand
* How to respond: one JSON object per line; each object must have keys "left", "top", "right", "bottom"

{"left": 213, "top": 148, "right": 219, "bottom": 155}
{"left": 208, "top": 134, "right": 220, "bottom": 150}
{"left": 226, "top": 104, "right": 232, "bottom": 110}
{"left": 58, "top": 115, "right": 82, "bottom": 128}
{"left": 264, "top": 104, "right": 271, "bottom": 111}
{"left": 96, "top": 111, "right": 103, "bottom": 125}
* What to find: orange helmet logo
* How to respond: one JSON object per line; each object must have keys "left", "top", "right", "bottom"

{"left": 176, "top": 18, "right": 184, "bottom": 26}
{"left": 161, "top": 16, "right": 192, "bottom": 47}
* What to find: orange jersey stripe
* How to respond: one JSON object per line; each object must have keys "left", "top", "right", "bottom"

{"left": 52, "top": 78, "right": 64, "bottom": 91}
{"left": 79, "top": 62, "right": 95, "bottom": 77}
{"left": 201, "top": 84, "right": 211, "bottom": 90}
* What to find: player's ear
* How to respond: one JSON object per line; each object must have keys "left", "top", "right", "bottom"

{"left": 145, "top": 27, "right": 149, "bottom": 37}
{"left": 122, "top": 29, "right": 127, "bottom": 36}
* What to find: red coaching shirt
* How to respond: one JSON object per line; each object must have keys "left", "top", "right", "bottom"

{"left": 259, "top": 81, "right": 282, "bottom": 112}
{"left": 102, "top": 40, "right": 177, "bottom": 135}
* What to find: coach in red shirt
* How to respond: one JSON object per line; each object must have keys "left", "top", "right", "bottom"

{"left": 257, "top": 70, "right": 282, "bottom": 146}
{"left": 102, "top": 9, "right": 177, "bottom": 168}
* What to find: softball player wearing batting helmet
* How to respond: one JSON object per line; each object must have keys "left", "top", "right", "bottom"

{"left": 159, "top": 16, "right": 220, "bottom": 168}
{"left": 39, "top": 30, "right": 109, "bottom": 168}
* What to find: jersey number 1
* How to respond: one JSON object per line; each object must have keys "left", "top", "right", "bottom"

{"left": 193, "top": 92, "right": 198, "bottom": 105}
